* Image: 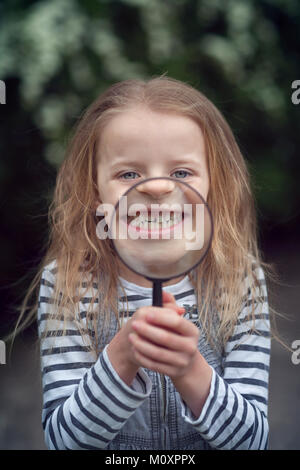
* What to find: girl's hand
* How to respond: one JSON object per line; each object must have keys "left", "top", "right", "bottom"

{"left": 120, "top": 291, "right": 184, "bottom": 368}
{"left": 107, "top": 291, "right": 184, "bottom": 375}
{"left": 128, "top": 292, "right": 200, "bottom": 379}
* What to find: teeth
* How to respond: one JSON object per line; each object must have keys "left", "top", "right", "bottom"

{"left": 130, "top": 213, "right": 182, "bottom": 228}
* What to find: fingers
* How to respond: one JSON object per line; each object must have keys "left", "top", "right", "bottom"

{"left": 162, "top": 291, "right": 185, "bottom": 315}
{"left": 163, "top": 302, "right": 186, "bottom": 315}
{"left": 134, "top": 304, "right": 184, "bottom": 323}
{"left": 162, "top": 291, "right": 175, "bottom": 304}
{"left": 131, "top": 317, "right": 198, "bottom": 352}
{"left": 144, "top": 310, "right": 197, "bottom": 337}
{"left": 128, "top": 332, "right": 193, "bottom": 370}
{"left": 134, "top": 292, "right": 185, "bottom": 320}
{"left": 129, "top": 299, "right": 199, "bottom": 377}
{"left": 128, "top": 344, "right": 185, "bottom": 377}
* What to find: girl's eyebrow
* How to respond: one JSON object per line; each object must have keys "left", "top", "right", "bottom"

{"left": 109, "top": 159, "right": 146, "bottom": 170}
{"left": 109, "top": 155, "right": 204, "bottom": 169}
{"left": 167, "top": 156, "right": 205, "bottom": 166}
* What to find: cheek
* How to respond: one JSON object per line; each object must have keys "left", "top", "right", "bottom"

{"left": 200, "top": 170, "right": 210, "bottom": 201}
{"left": 203, "top": 181, "right": 210, "bottom": 201}
{"left": 97, "top": 179, "right": 125, "bottom": 207}
{"left": 191, "top": 177, "right": 209, "bottom": 202}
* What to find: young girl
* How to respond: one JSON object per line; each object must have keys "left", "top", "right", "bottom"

{"left": 20, "top": 76, "right": 270, "bottom": 450}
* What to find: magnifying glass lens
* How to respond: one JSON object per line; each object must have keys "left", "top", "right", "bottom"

{"left": 107, "top": 177, "right": 213, "bottom": 305}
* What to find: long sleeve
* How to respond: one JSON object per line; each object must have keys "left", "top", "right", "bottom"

{"left": 37, "top": 267, "right": 152, "bottom": 450}
{"left": 180, "top": 265, "right": 270, "bottom": 449}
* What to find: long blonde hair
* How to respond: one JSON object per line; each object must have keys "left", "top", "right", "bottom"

{"left": 11, "top": 76, "right": 274, "bottom": 357}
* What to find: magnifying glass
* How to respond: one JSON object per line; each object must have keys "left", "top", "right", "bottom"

{"left": 107, "top": 177, "right": 213, "bottom": 306}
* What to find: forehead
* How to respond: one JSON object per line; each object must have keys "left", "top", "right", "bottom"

{"left": 97, "top": 107, "right": 205, "bottom": 155}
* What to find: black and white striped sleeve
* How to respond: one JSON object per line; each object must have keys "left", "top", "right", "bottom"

{"left": 38, "top": 267, "right": 152, "bottom": 450}
{"left": 180, "top": 265, "right": 270, "bottom": 449}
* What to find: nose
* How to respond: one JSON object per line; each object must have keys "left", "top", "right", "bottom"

{"left": 136, "top": 178, "right": 176, "bottom": 199}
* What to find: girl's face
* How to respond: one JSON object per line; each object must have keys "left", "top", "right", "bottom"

{"left": 96, "top": 106, "right": 209, "bottom": 208}
{"left": 95, "top": 106, "right": 210, "bottom": 285}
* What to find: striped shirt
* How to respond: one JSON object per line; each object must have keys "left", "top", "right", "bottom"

{"left": 37, "top": 261, "right": 270, "bottom": 450}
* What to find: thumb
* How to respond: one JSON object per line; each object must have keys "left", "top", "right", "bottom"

{"left": 162, "top": 291, "right": 176, "bottom": 304}
{"left": 162, "top": 291, "right": 185, "bottom": 316}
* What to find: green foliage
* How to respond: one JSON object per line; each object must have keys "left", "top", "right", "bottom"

{"left": 0, "top": 0, "right": 299, "bottom": 219}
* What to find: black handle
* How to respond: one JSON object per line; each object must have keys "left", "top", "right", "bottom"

{"left": 152, "top": 279, "right": 163, "bottom": 307}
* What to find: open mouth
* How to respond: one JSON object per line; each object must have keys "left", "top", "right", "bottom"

{"left": 127, "top": 209, "right": 184, "bottom": 233}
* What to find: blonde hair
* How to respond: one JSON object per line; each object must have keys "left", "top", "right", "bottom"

{"left": 11, "top": 76, "right": 276, "bottom": 356}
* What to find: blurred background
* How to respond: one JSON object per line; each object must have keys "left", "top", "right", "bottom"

{"left": 0, "top": 0, "right": 299, "bottom": 450}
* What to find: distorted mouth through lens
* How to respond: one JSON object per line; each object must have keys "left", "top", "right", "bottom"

{"left": 127, "top": 209, "right": 184, "bottom": 232}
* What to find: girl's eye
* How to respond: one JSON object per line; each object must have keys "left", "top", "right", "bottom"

{"left": 172, "top": 170, "right": 191, "bottom": 179}
{"left": 119, "top": 171, "right": 139, "bottom": 180}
